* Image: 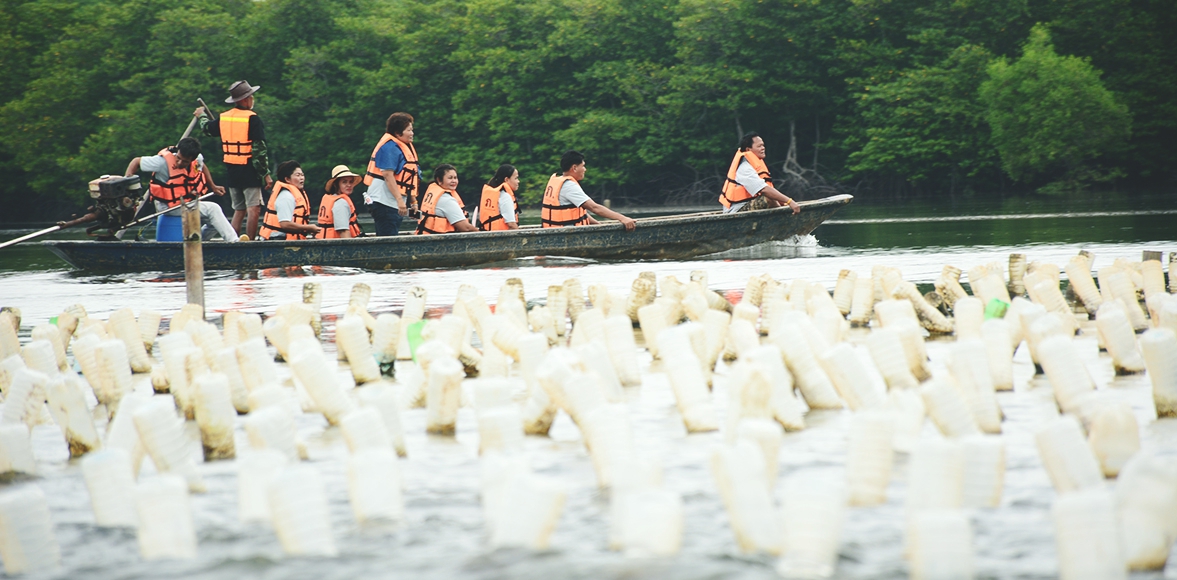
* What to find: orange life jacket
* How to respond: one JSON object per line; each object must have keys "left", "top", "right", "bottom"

{"left": 219, "top": 108, "right": 256, "bottom": 165}
{"left": 149, "top": 148, "right": 207, "bottom": 208}
{"left": 541, "top": 174, "right": 588, "bottom": 228}
{"left": 415, "top": 182, "right": 464, "bottom": 235}
{"left": 719, "top": 150, "right": 772, "bottom": 209}
{"left": 316, "top": 192, "right": 363, "bottom": 238}
{"left": 259, "top": 181, "right": 311, "bottom": 240}
{"left": 476, "top": 182, "right": 518, "bottom": 231}
{"left": 363, "top": 134, "right": 421, "bottom": 206}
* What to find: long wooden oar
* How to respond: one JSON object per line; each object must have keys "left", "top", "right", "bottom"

{"left": 116, "top": 193, "right": 216, "bottom": 233}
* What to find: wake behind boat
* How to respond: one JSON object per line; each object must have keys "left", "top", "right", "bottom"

{"left": 42, "top": 194, "right": 852, "bottom": 272}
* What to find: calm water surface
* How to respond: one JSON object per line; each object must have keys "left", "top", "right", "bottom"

{"left": 0, "top": 193, "right": 1175, "bottom": 579}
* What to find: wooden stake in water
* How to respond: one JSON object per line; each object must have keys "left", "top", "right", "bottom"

{"left": 182, "top": 201, "right": 204, "bottom": 317}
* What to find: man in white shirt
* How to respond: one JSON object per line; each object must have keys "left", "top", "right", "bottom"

{"left": 542, "top": 151, "right": 636, "bottom": 231}
{"left": 722, "top": 133, "right": 802, "bottom": 215}
{"left": 124, "top": 138, "right": 239, "bottom": 241}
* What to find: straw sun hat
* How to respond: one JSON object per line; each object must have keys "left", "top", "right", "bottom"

{"left": 325, "top": 165, "right": 362, "bottom": 192}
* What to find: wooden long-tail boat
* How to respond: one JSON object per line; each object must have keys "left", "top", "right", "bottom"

{"left": 42, "top": 194, "right": 852, "bottom": 272}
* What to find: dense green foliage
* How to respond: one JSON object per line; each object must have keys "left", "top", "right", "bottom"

{"left": 981, "top": 25, "right": 1131, "bottom": 190}
{"left": 0, "top": 0, "right": 1172, "bottom": 221}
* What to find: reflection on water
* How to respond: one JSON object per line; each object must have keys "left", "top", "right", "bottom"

{"left": 0, "top": 195, "right": 1175, "bottom": 579}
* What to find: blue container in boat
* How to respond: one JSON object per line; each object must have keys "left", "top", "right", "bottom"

{"left": 156, "top": 214, "right": 183, "bottom": 241}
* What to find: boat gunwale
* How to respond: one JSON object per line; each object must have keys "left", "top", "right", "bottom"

{"left": 40, "top": 194, "right": 853, "bottom": 249}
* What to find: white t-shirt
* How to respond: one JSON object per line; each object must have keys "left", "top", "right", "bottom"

{"left": 141, "top": 153, "right": 206, "bottom": 212}
{"left": 558, "top": 179, "right": 591, "bottom": 207}
{"left": 499, "top": 189, "right": 516, "bottom": 224}
{"left": 275, "top": 190, "right": 296, "bottom": 222}
{"left": 434, "top": 193, "right": 466, "bottom": 224}
{"left": 332, "top": 198, "right": 352, "bottom": 230}
{"left": 724, "top": 158, "right": 769, "bottom": 214}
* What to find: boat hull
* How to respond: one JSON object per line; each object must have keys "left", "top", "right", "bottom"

{"left": 43, "top": 195, "right": 852, "bottom": 272}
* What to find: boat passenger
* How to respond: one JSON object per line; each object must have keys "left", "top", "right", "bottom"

{"left": 719, "top": 132, "right": 802, "bottom": 215}
{"left": 260, "top": 161, "right": 321, "bottom": 240}
{"left": 363, "top": 112, "right": 421, "bottom": 236}
{"left": 542, "top": 151, "right": 636, "bottom": 232}
{"left": 475, "top": 164, "right": 520, "bottom": 231}
{"left": 317, "top": 165, "right": 364, "bottom": 239}
{"left": 416, "top": 164, "right": 476, "bottom": 234}
{"left": 123, "top": 137, "right": 239, "bottom": 242}
{"left": 194, "top": 80, "right": 273, "bottom": 241}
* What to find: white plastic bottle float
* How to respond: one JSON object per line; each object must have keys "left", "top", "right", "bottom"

{"left": 268, "top": 464, "right": 338, "bottom": 557}
{"left": 244, "top": 403, "right": 301, "bottom": 462}
{"left": 352, "top": 382, "right": 408, "bottom": 457}
{"left": 1086, "top": 403, "right": 1139, "bottom": 477}
{"left": 1037, "top": 334, "right": 1097, "bottom": 413}
{"left": 846, "top": 410, "right": 895, "bottom": 506}
{"left": 236, "top": 448, "right": 288, "bottom": 524}
{"left": 735, "top": 417, "right": 784, "bottom": 493}
{"left": 235, "top": 336, "right": 279, "bottom": 394}
{"left": 347, "top": 447, "right": 404, "bottom": 523}
{"left": 108, "top": 307, "right": 153, "bottom": 373}
{"left": 709, "top": 438, "right": 781, "bottom": 554}
{"left": 743, "top": 345, "right": 806, "bottom": 431}
{"left": 960, "top": 434, "right": 1005, "bottom": 508}
{"left": 908, "top": 510, "right": 974, "bottom": 580}
{"left": 1065, "top": 255, "right": 1103, "bottom": 315}
{"left": 0, "top": 485, "right": 61, "bottom": 574}
{"left": 30, "top": 324, "right": 68, "bottom": 372}
{"left": 847, "top": 276, "right": 874, "bottom": 326}
{"left": 44, "top": 372, "right": 101, "bottom": 457}
{"left": 775, "top": 473, "right": 847, "bottom": 579}
{"left": 865, "top": 328, "right": 920, "bottom": 390}
{"left": 288, "top": 341, "right": 354, "bottom": 425}
{"left": 770, "top": 319, "right": 842, "bottom": 410}
{"left": 658, "top": 326, "right": 719, "bottom": 433}
{"left": 425, "top": 356, "right": 463, "bottom": 435}
{"left": 602, "top": 315, "right": 642, "bottom": 387}
{"left": 1095, "top": 303, "right": 1147, "bottom": 373}
{"left": 336, "top": 315, "right": 382, "bottom": 384}
{"left": 945, "top": 339, "right": 1002, "bottom": 434}
{"left": 1035, "top": 416, "right": 1105, "bottom": 494}
{"left": 952, "top": 296, "right": 984, "bottom": 340}
{"left": 81, "top": 448, "right": 137, "bottom": 528}
{"left": 132, "top": 396, "right": 206, "bottom": 492}
{"left": 905, "top": 438, "right": 965, "bottom": 546}
{"left": 1140, "top": 328, "right": 1177, "bottom": 417}
{"left": 1114, "top": 452, "right": 1177, "bottom": 571}
{"left": 981, "top": 319, "right": 1014, "bottom": 391}
{"left": 211, "top": 346, "right": 250, "bottom": 413}
{"left": 135, "top": 475, "right": 198, "bottom": 560}
{"left": 193, "top": 373, "right": 236, "bottom": 461}
{"left": 819, "top": 343, "right": 886, "bottom": 411}
{"left": 1052, "top": 490, "right": 1127, "bottom": 580}
{"left": 0, "top": 423, "right": 37, "bottom": 475}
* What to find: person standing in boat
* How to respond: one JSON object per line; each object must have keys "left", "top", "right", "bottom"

{"left": 363, "top": 112, "right": 421, "bottom": 236}
{"left": 124, "top": 137, "right": 240, "bottom": 242}
{"left": 542, "top": 151, "right": 636, "bottom": 231}
{"left": 195, "top": 80, "right": 273, "bottom": 240}
{"left": 417, "top": 164, "right": 476, "bottom": 234}
{"left": 475, "top": 164, "right": 520, "bottom": 230}
{"left": 317, "top": 165, "right": 364, "bottom": 238}
{"left": 719, "top": 133, "right": 802, "bottom": 215}
{"left": 260, "top": 161, "right": 321, "bottom": 240}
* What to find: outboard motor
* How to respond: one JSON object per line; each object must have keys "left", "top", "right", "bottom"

{"left": 83, "top": 175, "right": 143, "bottom": 238}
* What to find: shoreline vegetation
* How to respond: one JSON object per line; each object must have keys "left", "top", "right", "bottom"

{"left": 0, "top": 0, "right": 1173, "bottom": 223}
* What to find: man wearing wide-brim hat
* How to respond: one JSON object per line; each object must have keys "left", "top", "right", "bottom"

{"left": 194, "top": 80, "right": 273, "bottom": 240}
{"left": 317, "top": 165, "right": 364, "bottom": 239}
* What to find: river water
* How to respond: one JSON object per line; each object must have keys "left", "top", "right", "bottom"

{"left": 0, "top": 192, "right": 1175, "bottom": 579}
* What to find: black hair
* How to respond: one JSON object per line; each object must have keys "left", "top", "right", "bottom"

{"left": 560, "top": 150, "right": 585, "bottom": 173}
{"left": 276, "top": 160, "right": 302, "bottom": 183}
{"left": 433, "top": 164, "right": 457, "bottom": 184}
{"left": 738, "top": 132, "right": 761, "bottom": 151}
{"left": 386, "top": 112, "right": 415, "bottom": 136}
{"left": 176, "top": 137, "right": 201, "bottom": 160}
{"left": 487, "top": 164, "right": 517, "bottom": 188}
